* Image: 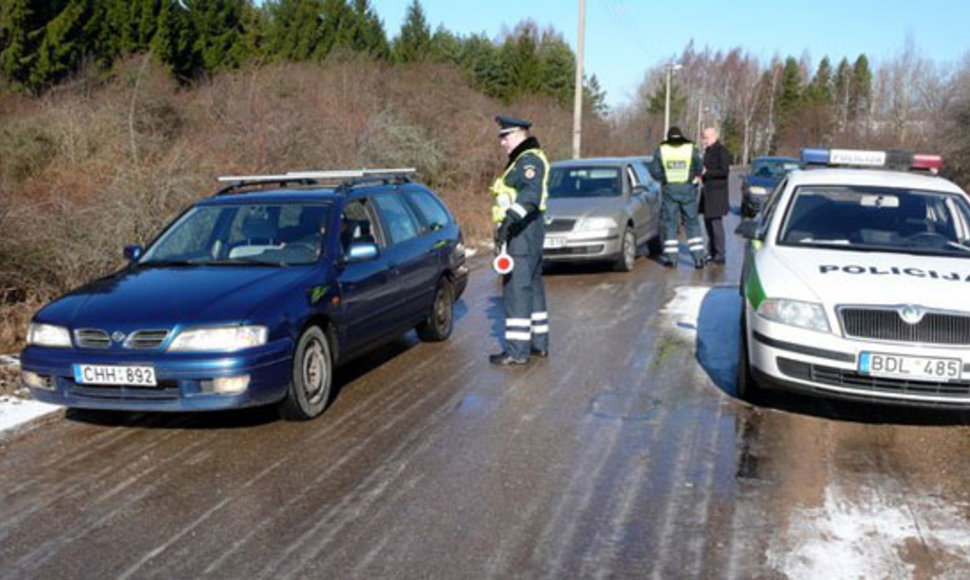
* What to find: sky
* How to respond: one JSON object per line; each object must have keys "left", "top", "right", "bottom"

{"left": 374, "top": 0, "right": 970, "bottom": 109}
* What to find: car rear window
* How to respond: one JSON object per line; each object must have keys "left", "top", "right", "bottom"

{"left": 778, "top": 185, "right": 970, "bottom": 256}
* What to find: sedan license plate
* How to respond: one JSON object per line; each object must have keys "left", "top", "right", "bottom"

{"left": 74, "top": 364, "right": 157, "bottom": 386}
{"left": 544, "top": 236, "right": 567, "bottom": 249}
{"left": 859, "top": 352, "right": 962, "bottom": 382}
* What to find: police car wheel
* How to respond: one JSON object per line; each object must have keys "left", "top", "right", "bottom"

{"left": 417, "top": 278, "right": 454, "bottom": 342}
{"left": 614, "top": 226, "right": 636, "bottom": 272}
{"left": 737, "top": 307, "right": 761, "bottom": 403}
{"left": 279, "top": 326, "right": 333, "bottom": 420}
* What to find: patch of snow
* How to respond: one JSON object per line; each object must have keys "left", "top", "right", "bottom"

{"left": 660, "top": 286, "right": 710, "bottom": 338}
{"left": 0, "top": 357, "right": 60, "bottom": 434}
{"left": 767, "top": 481, "right": 970, "bottom": 579}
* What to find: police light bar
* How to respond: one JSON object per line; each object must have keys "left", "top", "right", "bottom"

{"left": 800, "top": 148, "right": 943, "bottom": 172}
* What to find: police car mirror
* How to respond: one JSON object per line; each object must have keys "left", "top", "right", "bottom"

{"left": 631, "top": 184, "right": 648, "bottom": 197}
{"left": 860, "top": 194, "right": 899, "bottom": 208}
{"left": 738, "top": 219, "right": 760, "bottom": 240}
{"left": 124, "top": 244, "right": 144, "bottom": 262}
{"left": 345, "top": 241, "right": 379, "bottom": 263}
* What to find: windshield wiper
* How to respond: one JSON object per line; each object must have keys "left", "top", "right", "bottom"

{"left": 136, "top": 259, "right": 199, "bottom": 267}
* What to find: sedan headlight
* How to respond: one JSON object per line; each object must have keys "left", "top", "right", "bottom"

{"left": 168, "top": 325, "right": 268, "bottom": 352}
{"left": 757, "top": 299, "right": 830, "bottom": 332}
{"left": 27, "top": 323, "right": 72, "bottom": 348}
{"left": 749, "top": 186, "right": 768, "bottom": 195}
{"left": 576, "top": 217, "right": 617, "bottom": 230}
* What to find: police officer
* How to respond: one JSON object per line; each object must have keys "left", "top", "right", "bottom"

{"left": 489, "top": 115, "right": 550, "bottom": 366}
{"left": 648, "top": 126, "right": 706, "bottom": 269}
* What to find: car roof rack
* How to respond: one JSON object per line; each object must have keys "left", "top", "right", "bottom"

{"left": 215, "top": 168, "right": 416, "bottom": 195}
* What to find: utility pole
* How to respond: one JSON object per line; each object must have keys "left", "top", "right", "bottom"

{"left": 664, "top": 62, "right": 682, "bottom": 138}
{"left": 572, "top": 0, "right": 586, "bottom": 159}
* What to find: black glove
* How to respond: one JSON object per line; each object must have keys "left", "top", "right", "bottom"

{"left": 495, "top": 221, "right": 510, "bottom": 245}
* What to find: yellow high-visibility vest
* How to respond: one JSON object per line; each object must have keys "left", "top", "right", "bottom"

{"left": 659, "top": 143, "right": 694, "bottom": 184}
{"left": 490, "top": 148, "right": 550, "bottom": 223}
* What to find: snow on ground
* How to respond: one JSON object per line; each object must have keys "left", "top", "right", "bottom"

{"left": 767, "top": 479, "right": 970, "bottom": 579}
{"left": 659, "top": 285, "right": 711, "bottom": 339}
{"left": 0, "top": 355, "right": 59, "bottom": 435}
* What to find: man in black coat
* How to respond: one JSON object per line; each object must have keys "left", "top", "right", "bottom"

{"left": 700, "top": 127, "right": 731, "bottom": 264}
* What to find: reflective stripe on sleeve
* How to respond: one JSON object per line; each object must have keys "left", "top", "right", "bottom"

{"left": 531, "top": 312, "right": 548, "bottom": 322}
{"left": 510, "top": 204, "right": 528, "bottom": 218}
{"left": 506, "top": 318, "right": 531, "bottom": 328}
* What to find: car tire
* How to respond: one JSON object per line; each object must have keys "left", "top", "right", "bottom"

{"left": 416, "top": 278, "right": 454, "bottom": 342}
{"left": 614, "top": 226, "right": 636, "bottom": 272}
{"left": 279, "top": 326, "right": 333, "bottom": 420}
{"left": 737, "top": 305, "right": 760, "bottom": 403}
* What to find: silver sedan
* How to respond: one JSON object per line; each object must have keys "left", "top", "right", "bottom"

{"left": 542, "top": 157, "right": 662, "bottom": 271}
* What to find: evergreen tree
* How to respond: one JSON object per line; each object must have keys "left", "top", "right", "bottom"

{"left": 31, "top": 0, "right": 97, "bottom": 88}
{"left": 537, "top": 30, "right": 574, "bottom": 105}
{"left": 849, "top": 53, "right": 872, "bottom": 122}
{"left": 833, "top": 57, "right": 851, "bottom": 128}
{"left": 429, "top": 25, "right": 460, "bottom": 65}
{"left": 1, "top": 0, "right": 66, "bottom": 89}
{"left": 188, "top": 0, "right": 252, "bottom": 72}
{"left": 313, "top": 0, "right": 354, "bottom": 60}
{"left": 265, "top": 0, "right": 323, "bottom": 61}
{"left": 647, "top": 79, "right": 686, "bottom": 124}
{"left": 583, "top": 73, "right": 608, "bottom": 118}
{"left": 459, "top": 32, "right": 503, "bottom": 98}
{"left": 501, "top": 23, "right": 542, "bottom": 102}
{"left": 348, "top": 0, "right": 388, "bottom": 59}
{"left": 806, "top": 56, "right": 833, "bottom": 104}
{"left": 392, "top": 0, "right": 430, "bottom": 63}
{"left": 151, "top": 0, "right": 195, "bottom": 78}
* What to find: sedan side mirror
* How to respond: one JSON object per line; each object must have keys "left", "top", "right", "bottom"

{"left": 738, "top": 219, "right": 761, "bottom": 240}
{"left": 124, "top": 244, "right": 144, "bottom": 262}
{"left": 345, "top": 241, "right": 379, "bottom": 263}
{"left": 631, "top": 184, "right": 649, "bottom": 197}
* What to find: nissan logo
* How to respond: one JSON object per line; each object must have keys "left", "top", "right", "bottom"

{"left": 112, "top": 331, "right": 126, "bottom": 343}
{"left": 898, "top": 305, "right": 925, "bottom": 325}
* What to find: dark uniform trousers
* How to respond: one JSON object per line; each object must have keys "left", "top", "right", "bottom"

{"left": 661, "top": 187, "right": 706, "bottom": 263}
{"left": 503, "top": 240, "right": 548, "bottom": 359}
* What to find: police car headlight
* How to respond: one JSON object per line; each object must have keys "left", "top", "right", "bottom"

{"left": 577, "top": 217, "right": 617, "bottom": 230}
{"left": 168, "top": 325, "right": 268, "bottom": 352}
{"left": 749, "top": 186, "right": 768, "bottom": 195}
{"left": 757, "top": 299, "right": 830, "bottom": 333}
{"left": 27, "top": 323, "right": 72, "bottom": 348}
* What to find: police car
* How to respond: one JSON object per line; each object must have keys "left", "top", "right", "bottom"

{"left": 738, "top": 148, "right": 970, "bottom": 407}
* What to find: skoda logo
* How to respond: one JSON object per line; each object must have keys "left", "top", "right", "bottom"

{"left": 111, "top": 331, "right": 126, "bottom": 343}
{"left": 898, "top": 305, "right": 924, "bottom": 325}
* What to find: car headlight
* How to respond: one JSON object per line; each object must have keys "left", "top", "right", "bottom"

{"left": 27, "top": 323, "right": 72, "bottom": 348}
{"left": 576, "top": 217, "right": 617, "bottom": 230}
{"left": 749, "top": 186, "right": 768, "bottom": 195}
{"left": 168, "top": 325, "right": 268, "bottom": 352}
{"left": 757, "top": 299, "right": 830, "bottom": 333}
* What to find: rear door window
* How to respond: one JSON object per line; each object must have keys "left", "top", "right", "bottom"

{"left": 406, "top": 190, "right": 453, "bottom": 230}
{"left": 372, "top": 193, "right": 421, "bottom": 245}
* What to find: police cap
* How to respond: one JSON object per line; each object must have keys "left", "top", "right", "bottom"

{"left": 495, "top": 115, "right": 532, "bottom": 136}
{"left": 667, "top": 126, "right": 686, "bottom": 141}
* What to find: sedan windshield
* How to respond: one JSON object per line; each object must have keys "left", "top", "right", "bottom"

{"left": 548, "top": 166, "right": 622, "bottom": 198}
{"left": 779, "top": 185, "right": 970, "bottom": 256}
{"left": 140, "top": 203, "right": 331, "bottom": 266}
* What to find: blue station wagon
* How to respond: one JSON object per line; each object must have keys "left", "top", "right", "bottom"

{"left": 20, "top": 169, "right": 468, "bottom": 420}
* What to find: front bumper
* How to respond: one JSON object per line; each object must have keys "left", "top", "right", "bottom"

{"left": 20, "top": 339, "right": 294, "bottom": 412}
{"left": 746, "top": 313, "right": 970, "bottom": 408}
{"left": 542, "top": 228, "right": 621, "bottom": 262}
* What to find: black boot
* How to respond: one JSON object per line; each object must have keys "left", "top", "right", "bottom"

{"left": 489, "top": 352, "right": 529, "bottom": 366}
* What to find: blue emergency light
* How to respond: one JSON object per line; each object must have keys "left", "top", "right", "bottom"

{"left": 799, "top": 147, "right": 943, "bottom": 173}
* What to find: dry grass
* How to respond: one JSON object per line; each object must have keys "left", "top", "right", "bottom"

{"left": 0, "top": 56, "right": 623, "bottom": 353}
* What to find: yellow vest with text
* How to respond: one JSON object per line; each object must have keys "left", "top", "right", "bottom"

{"left": 659, "top": 143, "right": 694, "bottom": 184}
{"left": 490, "top": 149, "right": 550, "bottom": 223}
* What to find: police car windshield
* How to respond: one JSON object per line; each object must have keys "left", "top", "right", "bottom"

{"left": 548, "top": 167, "right": 622, "bottom": 198}
{"left": 140, "top": 203, "right": 331, "bottom": 266}
{"left": 778, "top": 185, "right": 970, "bottom": 256}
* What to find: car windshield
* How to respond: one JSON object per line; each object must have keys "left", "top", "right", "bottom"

{"left": 751, "top": 160, "right": 798, "bottom": 179}
{"left": 779, "top": 185, "right": 970, "bottom": 256}
{"left": 548, "top": 166, "right": 622, "bottom": 198}
{"left": 140, "top": 203, "right": 332, "bottom": 266}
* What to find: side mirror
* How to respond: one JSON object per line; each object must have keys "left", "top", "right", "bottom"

{"left": 738, "top": 219, "right": 760, "bottom": 240}
{"left": 631, "top": 184, "right": 649, "bottom": 197}
{"left": 124, "top": 244, "right": 144, "bottom": 262}
{"left": 345, "top": 241, "right": 379, "bottom": 263}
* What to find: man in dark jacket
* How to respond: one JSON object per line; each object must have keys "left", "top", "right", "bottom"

{"left": 648, "top": 126, "right": 706, "bottom": 269}
{"left": 700, "top": 127, "right": 731, "bottom": 265}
